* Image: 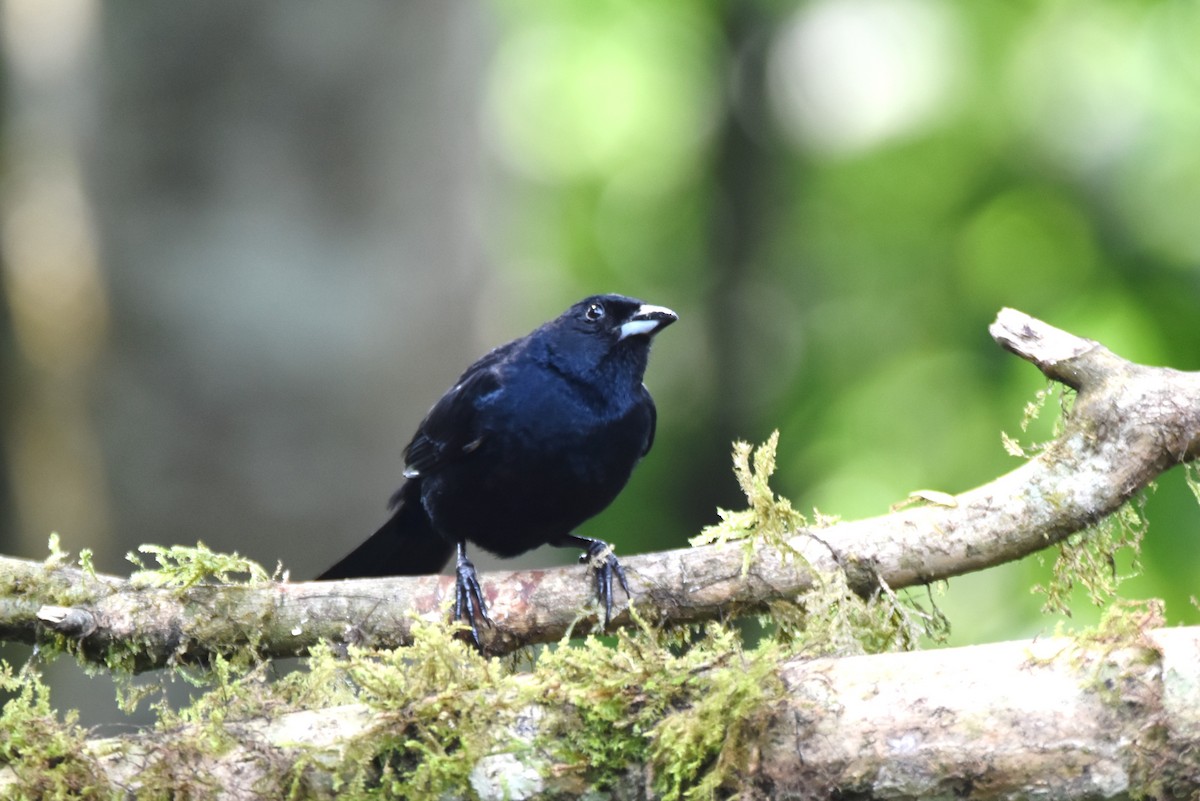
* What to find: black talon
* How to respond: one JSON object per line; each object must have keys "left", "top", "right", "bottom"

{"left": 454, "top": 541, "right": 492, "bottom": 646}
{"left": 577, "top": 537, "right": 631, "bottom": 627}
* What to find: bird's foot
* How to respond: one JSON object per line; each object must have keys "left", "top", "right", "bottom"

{"left": 454, "top": 550, "right": 493, "bottom": 647}
{"left": 579, "top": 539, "right": 631, "bottom": 628}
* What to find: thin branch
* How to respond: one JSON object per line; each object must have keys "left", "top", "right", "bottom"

{"left": 2, "top": 308, "right": 1198, "bottom": 666}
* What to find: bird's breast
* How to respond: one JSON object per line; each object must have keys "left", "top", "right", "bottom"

{"left": 492, "top": 399, "right": 649, "bottom": 482}
{"left": 418, "top": 386, "right": 653, "bottom": 555}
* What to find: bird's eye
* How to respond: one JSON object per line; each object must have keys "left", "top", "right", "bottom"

{"left": 584, "top": 303, "right": 605, "bottom": 322}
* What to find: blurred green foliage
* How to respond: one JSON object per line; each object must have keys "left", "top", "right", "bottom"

{"left": 482, "top": 0, "right": 1200, "bottom": 644}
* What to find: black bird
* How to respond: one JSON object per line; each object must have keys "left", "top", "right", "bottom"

{"left": 319, "top": 294, "right": 676, "bottom": 642}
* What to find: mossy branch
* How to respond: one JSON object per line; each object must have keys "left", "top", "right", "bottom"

{"left": 3, "top": 308, "right": 1197, "bottom": 667}
{"left": 4, "top": 619, "right": 1199, "bottom": 799}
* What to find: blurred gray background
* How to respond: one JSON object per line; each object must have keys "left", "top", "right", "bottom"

{"left": 6, "top": 3, "right": 511, "bottom": 573}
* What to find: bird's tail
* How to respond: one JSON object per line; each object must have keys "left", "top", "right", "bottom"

{"left": 317, "top": 484, "right": 454, "bottom": 580}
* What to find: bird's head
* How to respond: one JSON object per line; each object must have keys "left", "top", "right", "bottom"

{"left": 539, "top": 294, "right": 677, "bottom": 378}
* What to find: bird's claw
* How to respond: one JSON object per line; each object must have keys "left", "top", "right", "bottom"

{"left": 454, "top": 553, "right": 493, "bottom": 647}
{"left": 580, "top": 540, "right": 631, "bottom": 628}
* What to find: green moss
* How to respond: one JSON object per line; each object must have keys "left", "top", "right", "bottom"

{"left": 1082, "top": 597, "right": 1165, "bottom": 648}
{"left": 999, "top": 382, "right": 1147, "bottom": 619}
{"left": 773, "top": 568, "right": 949, "bottom": 656}
{"left": 126, "top": 541, "right": 271, "bottom": 590}
{"left": 334, "top": 616, "right": 516, "bottom": 799}
{"left": 0, "top": 662, "right": 115, "bottom": 800}
{"left": 690, "top": 431, "right": 807, "bottom": 572}
{"left": 646, "top": 637, "right": 782, "bottom": 800}
{"left": 247, "top": 605, "right": 811, "bottom": 799}
{"left": 531, "top": 611, "right": 785, "bottom": 799}
{"left": 691, "top": 432, "right": 950, "bottom": 652}
{"left": 43, "top": 532, "right": 70, "bottom": 569}
{"left": 0, "top": 536, "right": 102, "bottom": 614}
{"left": 1033, "top": 494, "right": 1148, "bottom": 617}
{"left": 114, "top": 648, "right": 349, "bottom": 799}
{"left": 1001, "top": 383, "right": 1075, "bottom": 458}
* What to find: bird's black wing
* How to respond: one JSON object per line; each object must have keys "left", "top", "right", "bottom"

{"left": 640, "top": 383, "right": 657, "bottom": 457}
{"left": 398, "top": 350, "right": 510, "bottom": 490}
